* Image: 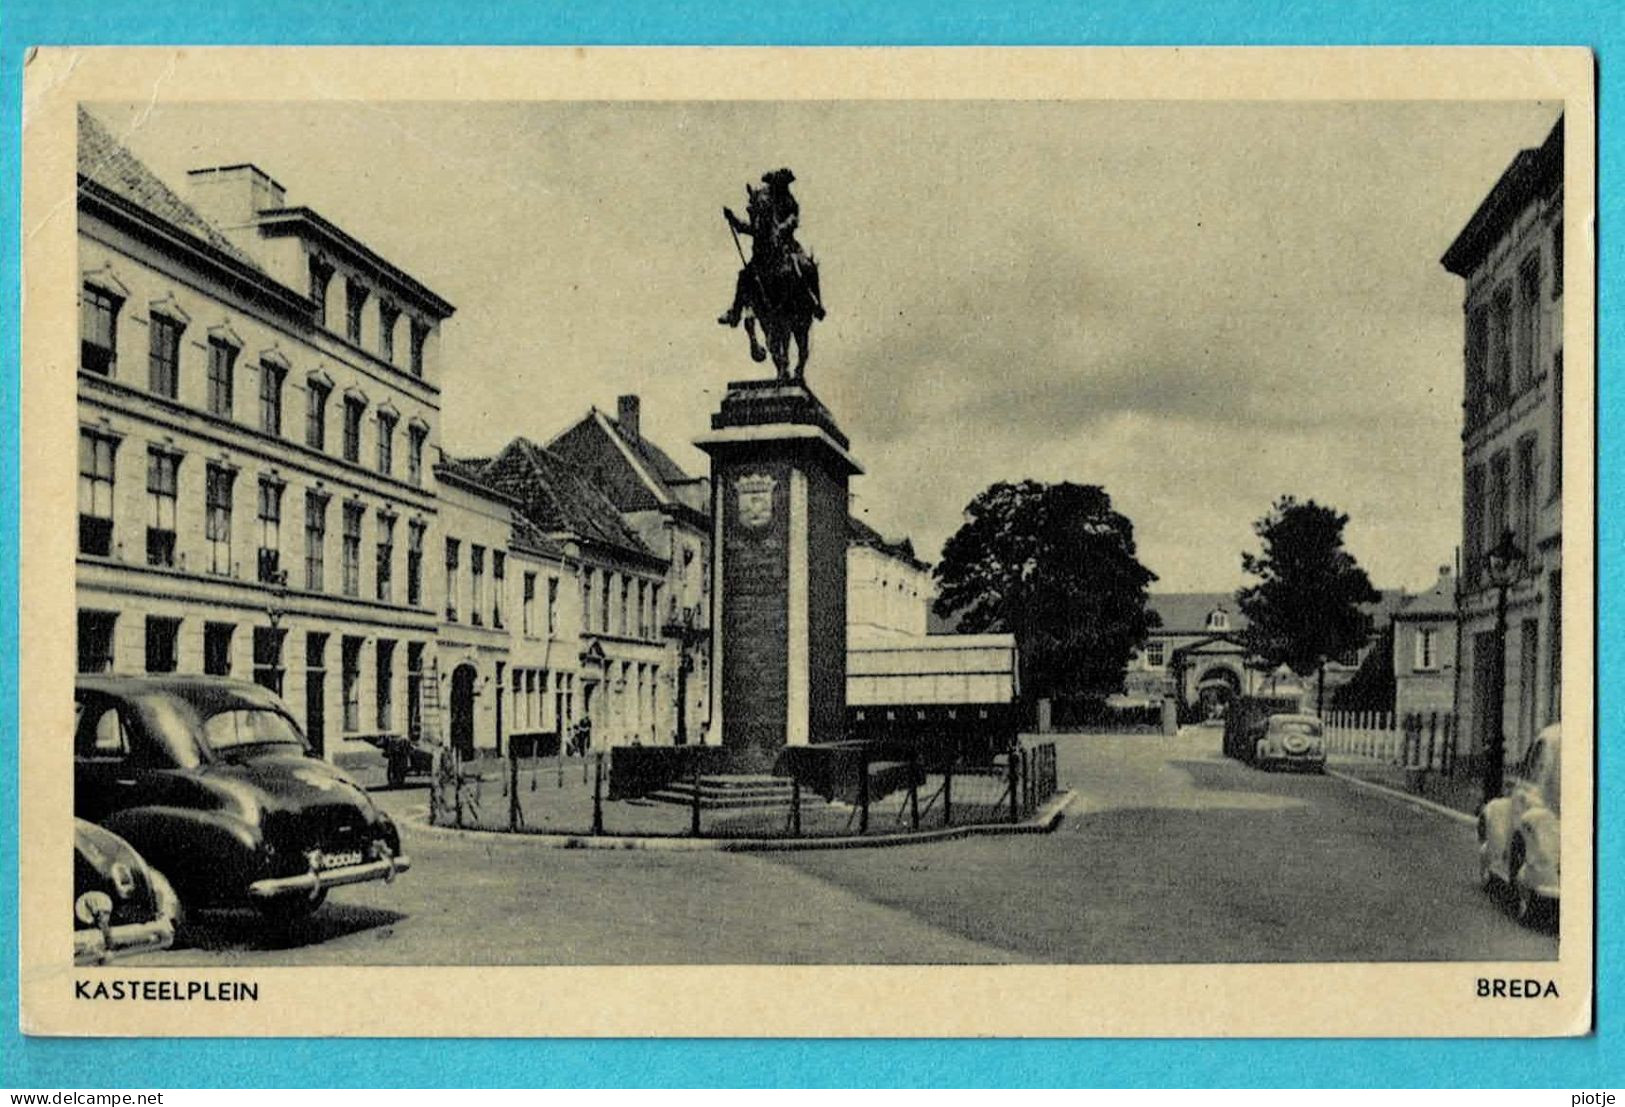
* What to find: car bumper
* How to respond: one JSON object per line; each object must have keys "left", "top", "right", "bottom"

{"left": 247, "top": 854, "right": 411, "bottom": 899}
{"left": 74, "top": 917, "right": 176, "bottom": 965}
{"left": 1261, "top": 750, "right": 1325, "bottom": 766}
{"left": 1521, "top": 855, "right": 1561, "bottom": 901}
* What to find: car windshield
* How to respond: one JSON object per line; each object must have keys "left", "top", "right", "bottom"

{"left": 1270, "top": 719, "right": 1322, "bottom": 737}
{"left": 201, "top": 708, "right": 307, "bottom": 756}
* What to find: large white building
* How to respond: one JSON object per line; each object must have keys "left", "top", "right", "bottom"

{"left": 1442, "top": 114, "right": 1564, "bottom": 770}
{"left": 76, "top": 108, "right": 453, "bottom": 772}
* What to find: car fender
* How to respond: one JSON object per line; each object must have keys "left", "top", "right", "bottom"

{"left": 99, "top": 806, "right": 264, "bottom": 902}
{"left": 1478, "top": 798, "right": 1512, "bottom": 871}
{"left": 1518, "top": 806, "right": 1560, "bottom": 885}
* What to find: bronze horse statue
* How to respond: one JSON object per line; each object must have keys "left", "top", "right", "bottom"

{"left": 719, "top": 169, "right": 825, "bottom": 381}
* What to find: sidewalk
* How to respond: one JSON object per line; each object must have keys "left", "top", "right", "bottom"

{"left": 1325, "top": 754, "right": 1484, "bottom": 817}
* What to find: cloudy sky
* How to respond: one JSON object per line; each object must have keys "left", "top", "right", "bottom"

{"left": 91, "top": 98, "right": 1560, "bottom": 593}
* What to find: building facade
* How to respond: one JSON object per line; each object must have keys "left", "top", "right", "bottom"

{"left": 1124, "top": 591, "right": 1404, "bottom": 717}
{"left": 432, "top": 459, "right": 580, "bottom": 760}
{"left": 546, "top": 395, "right": 712, "bottom": 745}
{"left": 1122, "top": 596, "right": 1260, "bottom": 717}
{"left": 76, "top": 108, "right": 453, "bottom": 772}
{"left": 1391, "top": 566, "right": 1459, "bottom": 721}
{"left": 847, "top": 515, "right": 933, "bottom": 642}
{"left": 473, "top": 438, "right": 670, "bottom": 750}
{"left": 1441, "top": 115, "right": 1564, "bottom": 769}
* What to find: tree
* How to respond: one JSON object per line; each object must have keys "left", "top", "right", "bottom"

{"left": 933, "top": 480, "right": 1159, "bottom": 702}
{"left": 1235, "top": 496, "right": 1382, "bottom": 713}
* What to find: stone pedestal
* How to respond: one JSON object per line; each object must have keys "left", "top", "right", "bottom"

{"left": 696, "top": 380, "right": 862, "bottom": 758}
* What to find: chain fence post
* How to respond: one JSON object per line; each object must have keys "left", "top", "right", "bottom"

{"left": 509, "top": 745, "right": 520, "bottom": 832}
{"left": 908, "top": 744, "right": 920, "bottom": 831}
{"left": 592, "top": 751, "right": 604, "bottom": 835}
{"left": 858, "top": 748, "right": 870, "bottom": 834}
{"left": 791, "top": 776, "right": 802, "bottom": 837}
{"left": 690, "top": 751, "right": 702, "bottom": 836}
{"left": 1008, "top": 747, "right": 1020, "bottom": 824}
{"left": 943, "top": 757, "right": 953, "bottom": 827}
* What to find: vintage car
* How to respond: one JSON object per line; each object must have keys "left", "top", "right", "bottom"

{"left": 1478, "top": 723, "right": 1560, "bottom": 925}
{"left": 365, "top": 731, "right": 437, "bottom": 788}
{"left": 75, "top": 675, "right": 410, "bottom": 921}
{"left": 74, "top": 818, "right": 180, "bottom": 964}
{"left": 1252, "top": 713, "right": 1327, "bottom": 772}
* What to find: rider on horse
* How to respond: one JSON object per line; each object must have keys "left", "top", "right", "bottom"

{"left": 718, "top": 167, "right": 825, "bottom": 328}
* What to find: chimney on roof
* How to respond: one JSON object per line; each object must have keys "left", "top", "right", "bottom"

{"left": 184, "top": 164, "right": 287, "bottom": 231}
{"left": 617, "top": 395, "right": 640, "bottom": 443}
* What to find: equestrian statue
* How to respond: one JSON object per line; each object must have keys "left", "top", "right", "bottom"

{"left": 718, "top": 167, "right": 825, "bottom": 380}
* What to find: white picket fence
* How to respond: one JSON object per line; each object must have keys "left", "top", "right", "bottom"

{"left": 1322, "top": 710, "right": 1459, "bottom": 772}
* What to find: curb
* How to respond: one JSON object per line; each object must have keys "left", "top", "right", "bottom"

{"left": 398, "top": 790, "right": 1075, "bottom": 852}
{"left": 1325, "top": 768, "right": 1476, "bottom": 826}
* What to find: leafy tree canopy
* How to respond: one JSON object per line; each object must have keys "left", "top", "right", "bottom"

{"left": 1236, "top": 496, "right": 1382, "bottom": 683}
{"left": 933, "top": 480, "right": 1159, "bottom": 700}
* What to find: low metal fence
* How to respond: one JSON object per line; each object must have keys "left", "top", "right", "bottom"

{"left": 428, "top": 738, "right": 1061, "bottom": 840}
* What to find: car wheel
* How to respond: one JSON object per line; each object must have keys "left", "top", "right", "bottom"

{"left": 256, "top": 889, "right": 328, "bottom": 925}
{"left": 1508, "top": 838, "right": 1538, "bottom": 924}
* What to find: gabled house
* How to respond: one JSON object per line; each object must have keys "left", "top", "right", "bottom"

{"left": 546, "top": 395, "right": 712, "bottom": 743}
{"left": 474, "top": 437, "right": 671, "bottom": 748}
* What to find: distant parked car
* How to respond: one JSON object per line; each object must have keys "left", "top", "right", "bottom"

{"left": 1252, "top": 714, "right": 1327, "bottom": 772}
{"left": 75, "top": 675, "right": 410, "bottom": 922}
{"left": 74, "top": 818, "right": 179, "bottom": 964}
{"left": 366, "top": 731, "right": 438, "bottom": 788}
{"left": 1479, "top": 723, "right": 1561, "bottom": 925}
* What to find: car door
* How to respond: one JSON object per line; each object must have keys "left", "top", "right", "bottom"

{"left": 74, "top": 695, "right": 141, "bottom": 823}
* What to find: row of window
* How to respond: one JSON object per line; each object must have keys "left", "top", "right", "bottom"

{"left": 82, "top": 283, "right": 429, "bottom": 485}
{"left": 308, "top": 257, "right": 431, "bottom": 377}
{"left": 578, "top": 566, "right": 664, "bottom": 642}
{"left": 80, "top": 429, "right": 428, "bottom": 606}
{"left": 78, "top": 609, "right": 425, "bottom": 742}
{"left": 1463, "top": 424, "right": 1553, "bottom": 590}
{"left": 1464, "top": 221, "right": 1560, "bottom": 428}
{"left": 508, "top": 667, "right": 575, "bottom": 735}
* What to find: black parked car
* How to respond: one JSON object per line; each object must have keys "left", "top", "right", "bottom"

{"left": 74, "top": 818, "right": 179, "bottom": 964}
{"left": 75, "top": 675, "right": 411, "bottom": 921}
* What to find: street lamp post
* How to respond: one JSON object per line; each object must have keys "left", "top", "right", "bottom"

{"left": 664, "top": 605, "right": 707, "bottom": 746}
{"left": 263, "top": 568, "right": 290, "bottom": 697}
{"left": 1482, "top": 529, "right": 1526, "bottom": 805}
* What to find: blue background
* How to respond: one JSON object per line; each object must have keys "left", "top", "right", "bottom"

{"left": 2, "top": 0, "right": 1619, "bottom": 1089}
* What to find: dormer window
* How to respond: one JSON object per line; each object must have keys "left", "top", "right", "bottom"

{"left": 1206, "top": 608, "right": 1229, "bottom": 632}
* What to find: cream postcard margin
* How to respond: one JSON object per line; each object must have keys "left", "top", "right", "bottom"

{"left": 19, "top": 46, "right": 1596, "bottom": 1038}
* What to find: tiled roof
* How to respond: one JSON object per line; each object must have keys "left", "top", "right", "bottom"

{"left": 608, "top": 417, "right": 695, "bottom": 491}
{"left": 1395, "top": 573, "right": 1456, "bottom": 619}
{"left": 1149, "top": 587, "right": 1405, "bottom": 636}
{"left": 477, "top": 438, "right": 658, "bottom": 562}
{"left": 848, "top": 514, "right": 927, "bottom": 570}
{"left": 1148, "top": 592, "right": 1247, "bottom": 634}
{"left": 77, "top": 106, "right": 264, "bottom": 273}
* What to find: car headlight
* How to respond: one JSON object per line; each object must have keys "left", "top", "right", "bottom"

{"left": 75, "top": 890, "right": 114, "bottom": 926}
